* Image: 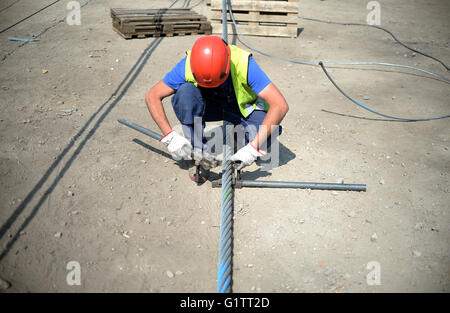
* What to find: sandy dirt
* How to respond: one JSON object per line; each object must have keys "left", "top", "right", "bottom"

{"left": 0, "top": 0, "right": 448, "bottom": 292}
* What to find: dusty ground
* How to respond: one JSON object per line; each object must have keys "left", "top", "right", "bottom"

{"left": 0, "top": 0, "right": 448, "bottom": 293}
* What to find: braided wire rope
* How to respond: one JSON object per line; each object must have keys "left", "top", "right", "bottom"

{"left": 216, "top": 0, "right": 234, "bottom": 293}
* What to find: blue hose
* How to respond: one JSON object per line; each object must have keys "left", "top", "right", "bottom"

{"left": 226, "top": 0, "right": 450, "bottom": 121}
{"left": 319, "top": 62, "right": 450, "bottom": 121}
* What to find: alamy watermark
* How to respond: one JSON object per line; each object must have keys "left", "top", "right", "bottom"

{"left": 366, "top": 261, "right": 381, "bottom": 285}
{"left": 366, "top": 1, "right": 381, "bottom": 25}
{"left": 66, "top": 261, "right": 81, "bottom": 286}
{"left": 172, "top": 118, "right": 281, "bottom": 170}
{"left": 67, "top": 1, "right": 81, "bottom": 26}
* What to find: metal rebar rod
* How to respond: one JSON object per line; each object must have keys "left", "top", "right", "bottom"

{"left": 240, "top": 180, "right": 367, "bottom": 191}
{"left": 212, "top": 179, "right": 367, "bottom": 192}
{"left": 118, "top": 118, "right": 162, "bottom": 141}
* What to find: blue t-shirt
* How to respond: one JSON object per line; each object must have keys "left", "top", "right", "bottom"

{"left": 163, "top": 55, "right": 271, "bottom": 95}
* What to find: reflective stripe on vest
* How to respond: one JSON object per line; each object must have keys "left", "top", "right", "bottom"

{"left": 185, "top": 45, "right": 269, "bottom": 118}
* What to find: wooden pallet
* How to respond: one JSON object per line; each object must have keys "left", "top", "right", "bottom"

{"left": 111, "top": 8, "right": 212, "bottom": 39}
{"left": 210, "top": 0, "right": 298, "bottom": 38}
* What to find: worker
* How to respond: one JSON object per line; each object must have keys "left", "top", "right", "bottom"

{"left": 145, "top": 36, "right": 289, "bottom": 180}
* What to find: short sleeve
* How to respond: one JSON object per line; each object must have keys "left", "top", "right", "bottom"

{"left": 162, "top": 57, "right": 187, "bottom": 90}
{"left": 247, "top": 56, "right": 271, "bottom": 95}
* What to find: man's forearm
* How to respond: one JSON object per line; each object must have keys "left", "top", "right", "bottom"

{"left": 251, "top": 106, "right": 287, "bottom": 150}
{"left": 251, "top": 82, "right": 289, "bottom": 150}
{"left": 145, "top": 95, "right": 173, "bottom": 136}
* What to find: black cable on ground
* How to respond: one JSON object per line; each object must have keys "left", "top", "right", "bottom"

{"left": 319, "top": 61, "right": 450, "bottom": 121}
{"left": 0, "top": 0, "right": 61, "bottom": 34}
{"left": 0, "top": 0, "right": 22, "bottom": 14}
{"left": 299, "top": 16, "right": 450, "bottom": 72}
{"left": 225, "top": 0, "right": 450, "bottom": 121}
{"left": 188, "top": 0, "right": 204, "bottom": 9}
{"left": 1, "top": 0, "right": 93, "bottom": 62}
{"left": 169, "top": 0, "right": 181, "bottom": 8}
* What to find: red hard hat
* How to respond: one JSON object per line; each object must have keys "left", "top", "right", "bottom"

{"left": 190, "top": 36, "right": 231, "bottom": 88}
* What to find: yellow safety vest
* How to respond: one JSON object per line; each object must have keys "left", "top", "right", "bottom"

{"left": 185, "top": 45, "right": 269, "bottom": 118}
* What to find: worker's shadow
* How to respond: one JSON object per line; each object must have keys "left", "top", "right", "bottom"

{"left": 132, "top": 138, "right": 173, "bottom": 160}
{"left": 205, "top": 140, "right": 296, "bottom": 181}
{"left": 241, "top": 141, "right": 296, "bottom": 180}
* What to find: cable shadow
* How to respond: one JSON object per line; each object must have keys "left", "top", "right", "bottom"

{"left": 0, "top": 37, "right": 163, "bottom": 261}
{"left": 242, "top": 141, "right": 296, "bottom": 180}
{"left": 231, "top": 21, "right": 237, "bottom": 45}
{"left": 323, "top": 65, "right": 450, "bottom": 84}
{"left": 132, "top": 138, "right": 199, "bottom": 172}
{"left": 239, "top": 168, "right": 272, "bottom": 180}
{"left": 132, "top": 138, "right": 173, "bottom": 160}
{"left": 320, "top": 109, "right": 417, "bottom": 122}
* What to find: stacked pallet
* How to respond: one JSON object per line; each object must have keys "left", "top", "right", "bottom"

{"left": 210, "top": 0, "right": 298, "bottom": 38}
{"left": 111, "top": 8, "right": 212, "bottom": 39}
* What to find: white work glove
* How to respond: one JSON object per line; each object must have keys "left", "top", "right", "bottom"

{"left": 230, "top": 142, "right": 266, "bottom": 170}
{"left": 160, "top": 130, "right": 192, "bottom": 160}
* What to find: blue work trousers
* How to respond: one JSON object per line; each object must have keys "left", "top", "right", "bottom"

{"left": 171, "top": 82, "right": 281, "bottom": 152}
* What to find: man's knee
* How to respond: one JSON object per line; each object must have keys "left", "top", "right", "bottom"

{"left": 171, "top": 83, "right": 204, "bottom": 124}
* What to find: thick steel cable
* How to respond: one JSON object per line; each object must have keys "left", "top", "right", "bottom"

{"left": 216, "top": 0, "right": 233, "bottom": 294}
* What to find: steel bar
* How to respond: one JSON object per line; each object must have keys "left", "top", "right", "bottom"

{"left": 118, "top": 118, "right": 162, "bottom": 141}
{"left": 212, "top": 179, "right": 367, "bottom": 192}
{"left": 118, "top": 118, "right": 221, "bottom": 171}
{"left": 241, "top": 180, "right": 366, "bottom": 191}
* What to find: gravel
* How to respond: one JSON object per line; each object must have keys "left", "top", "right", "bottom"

{"left": 0, "top": 277, "right": 11, "bottom": 290}
{"left": 370, "top": 233, "right": 378, "bottom": 242}
{"left": 431, "top": 226, "right": 440, "bottom": 232}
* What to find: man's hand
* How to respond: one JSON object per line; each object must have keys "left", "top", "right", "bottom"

{"left": 230, "top": 142, "right": 266, "bottom": 170}
{"left": 160, "top": 130, "right": 192, "bottom": 160}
